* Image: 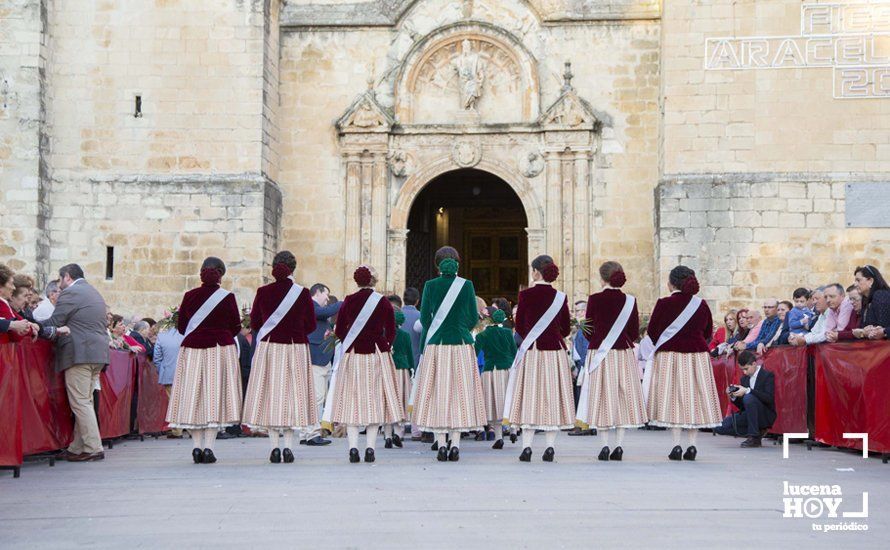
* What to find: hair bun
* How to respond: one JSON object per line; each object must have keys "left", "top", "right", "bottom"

{"left": 353, "top": 266, "right": 373, "bottom": 287}
{"left": 200, "top": 267, "right": 222, "bottom": 285}
{"left": 272, "top": 263, "right": 292, "bottom": 281}
{"left": 438, "top": 258, "right": 459, "bottom": 276}
{"left": 541, "top": 263, "right": 559, "bottom": 283}
{"left": 394, "top": 309, "right": 406, "bottom": 326}
{"left": 491, "top": 309, "right": 507, "bottom": 324}
{"left": 681, "top": 275, "right": 700, "bottom": 295}
{"left": 608, "top": 271, "right": 627, "bottom": 288}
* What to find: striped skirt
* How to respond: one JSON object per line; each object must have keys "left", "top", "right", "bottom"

{"left": 166, "top": 345, "right": 243, "bottom": 429}
{"left": 242, "top": 341, "right": 318, "bottom": 431}
{"left": 411, "top": 344, "right": 487, "bottom": 432}
{"left": 577, "top": 348, "right": 648, "bottom": 430}
{"left": 505, "top": 347, "right": 576, "bottom": 431}
{"left": 646, "top": 351, "right": 722, "bottom": 429}
{"left": 481, "top": 369, "right": 509, "bottom": 423}
{"left": 395, "top": 369, "right": 413, "bottom": 420}
{"left": 329, "top": 351, "right": 405, "bottom": 426}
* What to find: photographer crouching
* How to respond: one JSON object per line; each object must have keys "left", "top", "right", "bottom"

{"left": 713, "top": 351, "right": 776, "bottom": 448}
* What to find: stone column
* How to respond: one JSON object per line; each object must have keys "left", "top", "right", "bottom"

{"left": 560, "top": 152, "right": 575, "bottom": 301}
{"left": 526, "top": 227, "right": 546, "bottom": 286}
{"left": 573, "top": 150, "right": 591, "bottom": 300}
{"left": 343, "top": 153, "right": 362, "bottom": 289}
{"left": 544, "top": 151, "right": 562, "bottom": 267}
{"left": 386, "top": 228, "right": 409, "bottom": 292}
{"left": 370, "top": 156, "right": 388, "bottom": 279}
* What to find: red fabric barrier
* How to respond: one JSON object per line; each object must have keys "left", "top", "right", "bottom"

{"left": 98, "top": 350, "right": 136, "bottom": 439}
{"left": 0, "top": 344, "right": 23, "bottom": 467}
{"left": 710, "top": 354, "right": 740, "bottom": 417}
{"left": 18, "top": 340, "right": 74, "bottom": 455}
{"left": 814, "top": 342, "right": 890, "bottom": 454}
{"left": 136, "top": 355, "right": 169, "bottom": 434}
{"left": 761, "top": 346, "right": 808, "bottom": 435}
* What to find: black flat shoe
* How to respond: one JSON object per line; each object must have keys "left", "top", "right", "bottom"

{"left": 492, "top": 439, "right": 504, "bottom": 450}
{"left": 683, "top": 446, "right": 697, "bottom": 461}
{"left": 364, "top": 448, "right": 375, "bottom": 463}
{"left": 519, "top": 447, "right": 532, "bottom": 462}
{"left": 609, "top": 446, "right": 623, "bottom": 461}
{"left": 202, "top": 449, "right": 217, "bottom": 464}
{"left": 542, "top": 447, "right": 555, "bottom": 462}
{"left": 269, "top": 448, "right": 282, "bottom": 464}
{"left": 598, "top": 446, "right": 610, "bottom": 461}
{"left": 510, "top": 432, "right": 517, "bottom": 444}
{"left": 448, "top": 447, "right": 460, "bottom": 462}
{"left": 431, "top": 441, "right": 439, "bottom": 451}
{"left": 384, "top": 438, "right": 393, "bottom": 449}
{"left": 192, "top": 448, "right": 203, "bottom": 464}
{"left": 437, "top": 446, "right": 448, "bottom": 462}
{"left": 392, "top": 434, "right": 403, "bottom": 448}
{"left": 349, "top": 448, "right": 360, "bottom": 463}
{"left": 282, "top": 448, "right": 294, "bottom": 463}
{"left": 668, "top": 445, "right": 683, "bottom": 461}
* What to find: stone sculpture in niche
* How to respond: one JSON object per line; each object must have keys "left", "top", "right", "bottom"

{"left": 452, "top": 39, "right": 485, "bottom": 111}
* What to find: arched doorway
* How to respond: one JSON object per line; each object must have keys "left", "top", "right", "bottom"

{"left": 405, "top": 169, "right": 529, "bottom": 304}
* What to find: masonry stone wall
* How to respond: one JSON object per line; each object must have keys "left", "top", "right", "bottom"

{"left": 658, "top": 0, "right": 890, "bottom": 314}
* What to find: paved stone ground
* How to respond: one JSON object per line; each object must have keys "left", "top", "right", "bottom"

{"left": 1, "top": 430, "right": 886, "bottom": 548}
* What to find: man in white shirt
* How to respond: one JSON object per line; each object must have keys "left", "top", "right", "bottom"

{"left": 32, "top": 280, "right": 61, "bottom": 322}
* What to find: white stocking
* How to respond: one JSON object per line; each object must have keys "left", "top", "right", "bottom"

{"left": 283, "top": 429, "right": 295, "bottom": 449}
{"left": 671, "top": 427, "right": 682, "bottom": 446}
{"left": 435, "top": 431, "right": 447, "bottom": 448}
{"left": 366, "top": 424, "right": 380, "bottom": 450}
{"left": 383, "top": 424, "right": 393, "bottom": 439}
{"left": 493, "top": 424, "right": 503, "bottom": 440}
{"left": 269, "top": 429, "right": 281, "bottom": 450}
{"left": 203, "top": 429, "right": 217, "bottom": 451}
{"left": 449, "top": 430, "right": 461, "bottom": 449}
{"left": 347, "top": 426, "right": 360, "bottom": 449}
{"left": 395, "top": 424, "right": 405, "bottom": 438}
{"left": 545, "top": 430, "right": 557, "bottom": 449}
{"left": 687, "top": 428, "right": 698, "bottom": 447}
{"left": 616, "top": 427, "right": 626, "bottom": 447}
{"left": 521, "top": 429, "right": 535, "bottom": 450}
{"left": 600, "top": 429, "right": 610, "bottom": 447}
{"left": 190, "top": 429, "right": 204, "bottom": 450}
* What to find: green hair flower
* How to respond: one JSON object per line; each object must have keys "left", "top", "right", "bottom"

{"left": 491, "top": 309, "right": 507, "bottom": 324}
{"left": 438, "top": 258, "right": 459, "bottom": 276}
{"left": 395, "top": 309, "right": 406, "bottom": 326}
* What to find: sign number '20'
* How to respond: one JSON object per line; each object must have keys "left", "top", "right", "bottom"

{"left": 836, "top": 67, "right": 890, "bottom": 98}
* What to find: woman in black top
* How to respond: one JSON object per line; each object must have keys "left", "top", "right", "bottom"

{"left": 852, "top": 265, "right": 890, "bottom": 341}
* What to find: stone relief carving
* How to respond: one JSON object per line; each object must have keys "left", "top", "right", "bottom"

{"left": 350, "top": 99, "right": 387, "bottom": 128}
{"left": 451, "top": 139, "right": 482, "bottom": 167}
{"left": 452, "top": 39, "right": 485, "bottom": 111}
{"left": 518, "top": 149, "right": 544, "bottom": 178}
{"left": 386, "top": 149, "right": 414, "bottom": 177}
{"left": 544, "top": 94, "right": 589, "bottom": 127}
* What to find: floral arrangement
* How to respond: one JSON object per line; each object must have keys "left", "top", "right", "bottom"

{"left": 156, "top": 306, "right": 179, "bottom": 331}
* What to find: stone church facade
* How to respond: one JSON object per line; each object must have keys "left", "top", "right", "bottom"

{"left": 1, "top": 0, "right": 888, "bottom": 316}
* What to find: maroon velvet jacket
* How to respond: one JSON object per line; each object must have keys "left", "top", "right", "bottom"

{"left": 515, "top": 283, "right": 571, "bottom": 350}
{"left": 646, "top": 292, "right": 713, "bottom": 353}
{"left": 250, "top": 279, "right": 316, "bottom": 344}
{"left": 177, "top": 284, "right": 241, "bottom": 349}
{"left": 584, "top": 288, "right": 640, "bottom": 350}
{"left": 334, "top": 288, "right": 396, "bottom": 354}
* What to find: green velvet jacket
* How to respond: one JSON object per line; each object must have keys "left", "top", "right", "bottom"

{"left": 419, "top": 274, "right": 479, "bottom": 351}
{"left": 392, "top": 328, "right": 414, "bottom": 371}
{"left": 474, "top": 324, "right": 517, "bottom": 371}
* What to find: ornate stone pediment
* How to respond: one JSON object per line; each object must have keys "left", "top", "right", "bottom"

{"left": 336, "top": 92, "right": 395, "bottom": 134}
{"left": 539, "top": 88, "right": 599, "bottom": 130}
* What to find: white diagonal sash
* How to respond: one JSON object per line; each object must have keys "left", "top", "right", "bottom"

{"left": 255, "top": 282, "right": 304, "bottom": 342}
{"left": 321, "top": 291, "right": 384, "bottom": 426}
{"left": 575, "top": 294, "right": 636, "bottom": 424}
{"left": 501, "top": 290, "right": 566, "bottom": 422}
{"left": 641, "top": 295, "right": 703, "bottom": 408}
{"left": 183, "top": 288, "right": 230, "bottom": 338}
{"left": 408, "top": 277, "right": 467, "bottom": 410}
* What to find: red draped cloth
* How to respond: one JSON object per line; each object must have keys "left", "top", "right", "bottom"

{"left": 761, "top": 346, "right": 808, "bottom": 434}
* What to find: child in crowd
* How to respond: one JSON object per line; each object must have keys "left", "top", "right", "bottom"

{"left": 786, "top": 288, "right": 812, "bottom": 335}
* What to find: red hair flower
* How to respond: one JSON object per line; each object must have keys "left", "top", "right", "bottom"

{"left": 541, "top": 263, "right": 560, "bottom": 283}
{"left": 272, "top": 262, "right": 292, "bottom": 281}
{"left": 681, "top": 275, "right": 700, "bottom": 295}
{"left": 608, "top": 270, "right": 627, "bottom": 288}
{"left": 200, "top": 267, "right": 222, "bottom": 285}
{"left": 353, "top": 266, "right": 373, "bottom": 287}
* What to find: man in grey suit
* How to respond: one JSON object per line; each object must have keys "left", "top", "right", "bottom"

{"left": 301, "top": 283, "right": 341, "bottom": 446}
{"left": 42, "top": 264, "right": 110, "bottom": 462}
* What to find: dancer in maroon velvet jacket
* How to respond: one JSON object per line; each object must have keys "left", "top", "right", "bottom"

{"left": 242, "top": 250, "right": 318, "bottom": 464}
{"left": 166, "top": 257, "right": 242, "bottom": 465}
